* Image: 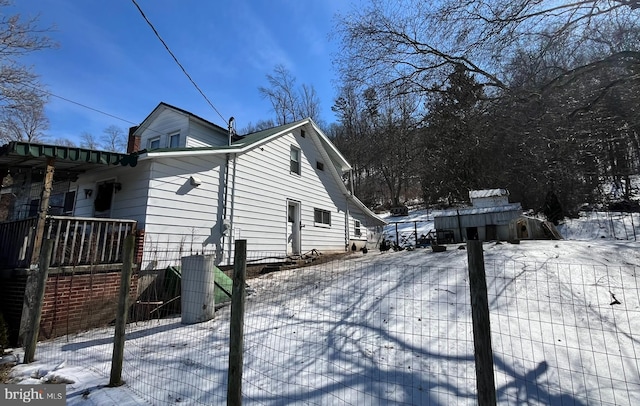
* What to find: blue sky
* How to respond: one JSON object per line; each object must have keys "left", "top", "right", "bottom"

{"left": 11, "top": 0, "right": 353, "bottom": 144}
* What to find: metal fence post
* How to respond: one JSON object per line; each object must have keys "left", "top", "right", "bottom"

{"left": 467, "top": 240, "right": 497, "bottom": 406}
{"left": 228, "top": 239, "right": 247, "bottom": 405}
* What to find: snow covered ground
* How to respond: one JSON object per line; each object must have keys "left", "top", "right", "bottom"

{"left": 5, "top": 212, "right": 640, "bottom": 405}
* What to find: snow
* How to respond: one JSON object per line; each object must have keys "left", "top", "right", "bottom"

{"left": 5, "top": 211, "right": 640, "bottom": 405}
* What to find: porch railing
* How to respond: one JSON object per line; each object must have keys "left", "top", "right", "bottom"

{"left": 0, "top": 216, "right": 137, "bottom": 269}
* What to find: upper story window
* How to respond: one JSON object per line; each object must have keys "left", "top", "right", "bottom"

{"left": 300, "top": 129, "right": 306, "bottom": 138}
{"left": 314, "top": 208, "right": 331, "bottom": 227}
{"left": 290, "top": 146, "right": 301, "bottom": 175}
{"left": 316, "top": 161, "right": 324, "bottom": 171}
{"left": 149, "top": 137, "right": 160, "bottom": 150}
{"left": 169, "top": 132, "right": 180, "bottom": 148}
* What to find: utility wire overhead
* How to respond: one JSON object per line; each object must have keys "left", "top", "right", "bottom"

{"left": 130, "top": 0, "right": 227, "bottom": 124}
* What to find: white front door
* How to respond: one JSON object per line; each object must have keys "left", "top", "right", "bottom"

{"left": 287, "top": 201, "right": 301, "bottom": 255}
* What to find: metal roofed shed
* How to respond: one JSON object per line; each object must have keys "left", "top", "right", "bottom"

{"left": 434, "top": 189, "right": 522, "bottom": 243}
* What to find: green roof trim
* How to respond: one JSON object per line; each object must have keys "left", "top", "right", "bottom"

{"left": 0, "top": 141, "right": 139, "bottom": 167}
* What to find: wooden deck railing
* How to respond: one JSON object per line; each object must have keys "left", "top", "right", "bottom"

{"left": 0, "top": 216, "right": 137, "bottom": 269}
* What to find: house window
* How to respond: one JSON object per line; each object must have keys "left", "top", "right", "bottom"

{"left": 354, "top": 220, "right": 362, "bottom": 237}
{"left": 290, "top": 146, "right": 301, "bottom": 175}
{"left": 314, "top": 208, "right": 331, "bottom": 226}
{"left": 149, "top": 137, "right": 160, "bottom": 150}
{"left": 316, "top": 161, "right": 324, "bottom": 171}
{"left": 300, "top": 129, "right": 306, "bottom": 138}
{"left": 169, "top": 132, "right": 180, "bottom": 148}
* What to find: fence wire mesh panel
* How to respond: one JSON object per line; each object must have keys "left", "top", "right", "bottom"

{"left": 15, "top": 242, "right": 640, "bottom": 405}
{"left": 241, "top": 257, "right": 475, "bottom": 405}
{"left": 487, "top": 260, "right": 640, "bottom": 405}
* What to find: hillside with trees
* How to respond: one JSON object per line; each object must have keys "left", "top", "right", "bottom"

{"left": 328, "top": 0, "right": 640, "bottom": 217}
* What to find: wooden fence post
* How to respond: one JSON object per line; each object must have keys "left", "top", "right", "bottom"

{"left": 228, "top": 239, "right": 247, "bottom": 406}
{"left": 109, "top": 234, "right": 135, "bottom": 387}
{"left": 23, "top": 239, "right": 54, "bottom": 363}
{"left": 467, "top": 240, "right": 497, "bottom": 406}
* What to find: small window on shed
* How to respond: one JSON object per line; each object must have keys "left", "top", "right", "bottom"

{"left": 316, "top": 161, "right": 324, "bottom": 171}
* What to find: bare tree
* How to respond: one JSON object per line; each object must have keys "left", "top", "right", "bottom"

{"left": 0, "top": 98, "right": 49, "bottom": 143}
{"left": 79, "top": 132, "right": 99, "bottom": 149}
{"left": 0, "top": 0, "right": 54, "bottom": 142}
{"left": 240, "top": 118, "right": 276, "bottom": 134}
{"left": 334, "top": 0, "right": 640, "bottom": 212}
{"left": 335, "top": 0, "right": 640, "bottom": 100}
{"left": 259, "top": 64, "right": 322, "bottom": 125}
{"left": 52, "top": 138, "right": 76, "bottom": 147}
{"left": 101, "top": 125, "right": 126, "bottom": 152}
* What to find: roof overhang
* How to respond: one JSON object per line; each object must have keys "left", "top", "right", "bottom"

{"left": 0, "top": 142, "right": 139, "bottom": 181}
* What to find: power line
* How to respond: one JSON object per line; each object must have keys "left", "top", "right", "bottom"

{"left": 32, "top": 84, "right": 183, "bottom": 141}
{"left": 130, "top": 0, "right": 227, "bottom": 124}
{"left": 38, "top": 87, "right": 138, "bottom": 126}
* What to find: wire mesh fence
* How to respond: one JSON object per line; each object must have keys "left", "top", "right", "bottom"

{"left": 20, "top": 242, "right": 640, "bottom": 405}
{"left": 487, "top": 260, "right": 640, "bottom": 405}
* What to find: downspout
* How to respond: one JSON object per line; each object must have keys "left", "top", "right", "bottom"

{"left": 345, "top": 197, "right": 350, "bottom": 251}
{"left": 457, "top": 209, "right": 463, "bottom": 243}
{"left": 227, "top": 153, "right": 237, "bottom": 264}
{"left": 222, "top": 153, "right": 230, "bottom": 261}
{"left": 221, "top": 117, "right": 235, "bottom": 263}
{"left": 345, "top": 169, "right": 354, "bottom": 251}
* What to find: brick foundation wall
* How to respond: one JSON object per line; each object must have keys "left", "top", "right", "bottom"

{"left": 39, "top": 270, "right": 138, "bottom": 340}
{"left": 0, "top": 273, "right": 28, "bottom": 345}
{"left": 135, "top": 229, "right": 145, "bottom": 266}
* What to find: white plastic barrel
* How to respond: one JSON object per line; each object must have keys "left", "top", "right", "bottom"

{"left": 181, "top": 254, "right": 216, "bottom": 324}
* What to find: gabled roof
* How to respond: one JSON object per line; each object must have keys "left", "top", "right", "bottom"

{"left": 139, "top": 118, "right": 352, "bottom": 172}
{"left": 136, "top": 116, "right": 383, "bottom": 225}
{"left": 133, "top": 102, "right": 229, "bottom": 137}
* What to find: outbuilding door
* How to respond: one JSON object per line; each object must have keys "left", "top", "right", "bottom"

{"left": 287, "top": 201, "right": 301, "bottom": 255}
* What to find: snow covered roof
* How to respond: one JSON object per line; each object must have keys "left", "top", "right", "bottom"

{"left": 469, "top": 189, "right": 509, "bottom": 199}
{"left": 437, "top": 202, "right": 522, "bottom": 217}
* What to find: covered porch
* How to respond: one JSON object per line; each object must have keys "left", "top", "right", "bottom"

{"left": 0, "top": 141, "right": 140, "bottom": 345}
{"left": 0, "top": 141, "right": 140, "bottom": 270}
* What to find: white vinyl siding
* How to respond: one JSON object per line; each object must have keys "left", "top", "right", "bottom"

{"left": 185, "top": 120, "right": 228, "bottom": 147}
{"left": 227, "top": 130, "right": 350, "bottom": 256}
{"left": 71, "top": 161, "right": 151, "bottom": 224}
{"left": 142, "top": 155, "right": 227, "bottom": 268}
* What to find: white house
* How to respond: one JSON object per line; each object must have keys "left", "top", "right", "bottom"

{"left": 70, "top": 102, "right": 386, "bottom": 268}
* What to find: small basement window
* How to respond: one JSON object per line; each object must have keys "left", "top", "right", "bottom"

{"left": 314, "top": 208, "right": 331, "bottom": 226}
{"left": 290, "top": 146, "right": 301, "bottom": 175}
